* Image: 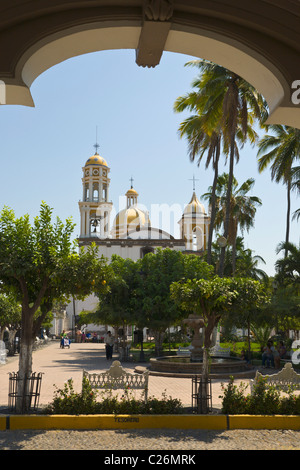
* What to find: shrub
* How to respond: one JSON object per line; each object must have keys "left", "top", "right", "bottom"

{"left": 220, "top": 377, "right": 300, "bottom": 415}
{"left": 43, "top": 377, "right": 99, "bottom": 415}
{"left": 43, "top": 378, "right": 184, "bottom": 415}
{"left": 220, "top": 378, "right": 249, "bottom": 414}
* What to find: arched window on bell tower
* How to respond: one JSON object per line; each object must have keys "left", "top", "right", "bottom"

{"left": 93, "top": 183, "right": 99, "bottom": 202}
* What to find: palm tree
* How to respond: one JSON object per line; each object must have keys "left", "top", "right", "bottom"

{"left": 180, "top": 60, "right": 267, "bottom": 275}
{"left": 291, "top": 166, "right": 300, "bottom": 223}
{"left": 275, "top": 241, "right": 300, "bottom": 286}
{"left": 292, "top": 208, "right": 300, "bottom": 222}
{"left": 173, "top": 102, "right": 222, "bottom": 264}
{"left": 202, "top": 173, "right": 262, "bottom": 274}
{"left": 235, "top": 247, "right": 269, "bottom": 285}
{"left": 257, "top": 125, "right": 300, "bottom": 257}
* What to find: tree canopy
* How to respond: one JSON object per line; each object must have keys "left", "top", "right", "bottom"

{"left": 0, "top": 202, "right": 109, "bottom": 412}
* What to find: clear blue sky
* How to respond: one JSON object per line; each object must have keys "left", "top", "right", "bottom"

{"left": 0, "top": 49, "right": 298, "bottom": 276}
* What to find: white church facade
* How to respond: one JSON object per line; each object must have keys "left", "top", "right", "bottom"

{"left": 52, "top": 149, "right": 210, "bottom": 337}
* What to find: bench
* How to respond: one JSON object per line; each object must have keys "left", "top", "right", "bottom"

{"left": 176, "top": 346, "right": 193, "bottom": 356}
{"left": 250, "top": 362, "right": 300, "bottom": 394}
{"left": 83, "top": 360, "right": 149, "bottom": 402}
{"left": 210, "top": 344, "right": 231, "bottom": 357}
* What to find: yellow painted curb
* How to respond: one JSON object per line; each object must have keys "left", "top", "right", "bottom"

{"left": 229, "top": 415, "right": 300, "bottom": 430}
{"left": 6, "top": 414, "right": 300, "bottom": 431}
{"left": 9, "top": 414, "right": 227, "bottom": 430}
{"left": 0, "top": 416, "right": 6, "bottom": 431}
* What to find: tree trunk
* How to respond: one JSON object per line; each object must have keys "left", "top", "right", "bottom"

{"left": 207, "top": 145, "right": 220, "bottom": 265}
{"left": 232, "top": 238, "right": 237, "bottom": 276}
{"left": 285, "top": 180, "right": 291, "bottom": 257}
{"left": 154, "top": 330, "right": 164, "bottom": 357}
{"left": 16, "top": 308, "right": 34, "bottom": 413}
{"left": 198, "top": 318, "right": 216, "bottom": 413}
{"left": 198, "top": 346, "right": 210, "bottom": 413}
{"left": 218, "top": 134, "right": 235, "bottom": 277}
{"left": 247, "top": 318, "right": 251, "bottom": 364}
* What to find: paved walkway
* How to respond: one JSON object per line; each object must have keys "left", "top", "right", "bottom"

{"left": 1, "top": 341, "right": 300, "bottom": 451}
{"left": 0, "top": 340, "right": 233, "bottom": 410}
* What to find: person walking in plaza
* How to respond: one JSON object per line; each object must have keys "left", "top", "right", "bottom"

{"left": 262, "top": 341, "right": 274, "bottom": 368}
{"left": 105, "top": 331, "right": 114, "bottom": 360}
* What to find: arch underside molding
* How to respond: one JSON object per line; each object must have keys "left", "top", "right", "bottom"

{"left": 0, "top": 0, "right": 299, "bottom": 128}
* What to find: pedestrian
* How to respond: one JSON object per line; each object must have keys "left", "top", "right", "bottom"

{"left": 262, "top": 341, "right": 274, "bottom": 368}
{"left": 241, "top": 349, "right": 252, "bottom": 368}
{"left": 275, "top": 341, "right": 287, "bottom": 368}
{"left": 60, "top": 330, "right": 65, "bottom": 349}
{"left": 105, "top": 331, "right": 114, "bottom": 360}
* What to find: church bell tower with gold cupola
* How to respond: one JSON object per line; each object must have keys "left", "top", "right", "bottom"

{"left": 78, "top": 144, "right": 113, "bottom": 240}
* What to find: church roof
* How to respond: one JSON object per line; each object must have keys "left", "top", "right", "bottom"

{"left": 126, "top": 188, "right": 138, "bottom": 196}
{"left": 114, "top": 207, "right": 150, "bottom": 228}
{"left": 85, "top": 153, "right": 108, "bottom": 167}
{"left": 183, "top": 192, "right": 206, "bottom": 216}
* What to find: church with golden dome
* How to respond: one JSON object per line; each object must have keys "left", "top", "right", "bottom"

{"left": 58, "top": 148, "right": 211, "bottom": 337}
{"left": 77, "top": 149, "right": 210, "bottom": 259}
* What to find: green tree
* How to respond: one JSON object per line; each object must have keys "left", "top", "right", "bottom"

{"left": 182, "top": 60, "right": 267, "bottom": 276}
{"left": 0, "top": 293, "right": 21, "bottom": 340}
{"left": 137, "top": 248, "right": 214, "bottom": 356}
{"left": 235, "top": 247, "right": 268, "bottom": 285}
{"left": 228, "top": 278, "right": 271, "bottom": 360}
{"left": 291, "top": 166, "right": 300, "bottom": 223}
{"left": 0, "top": 202, "right": 108, "bottom": 413}
{"left": 275, "top": 241, "right": 300, "bottom": 287}
{"left": 173, "top": 99, "right": 222, "bottom": 264}
{"left": 208, "top": 236, "right": 268, "bottom": 284}
{"left": 89, "top": 249, "right": 215, "bottom": 357}
{"left": 91, "top": 255, "right": 140, "bottom": 354}
{"left": 268, "top": 284, "right": 300, "bottom": 338}
{"left": 170, "top": 276, "right": 269, "bottom": 411}
{"left": 202, "top": 173, "right": 262, "bottom": 274}
{"left": 257, "top": 125, "right": 300, "bottom": 256}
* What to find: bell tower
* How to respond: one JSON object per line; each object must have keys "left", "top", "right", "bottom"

{"left": 179, "top": 178, "right": 210, "bottom": 252}
{"left": 78, "top": 145, "right": 113, "bottom": 239}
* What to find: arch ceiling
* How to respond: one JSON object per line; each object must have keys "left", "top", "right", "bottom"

{"left": 0, "top": 0, "right": 300, "bottom": 128}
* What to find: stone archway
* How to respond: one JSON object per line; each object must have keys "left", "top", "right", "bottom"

{"left": 0, "top": 1, "right": 300, "bottom": 127}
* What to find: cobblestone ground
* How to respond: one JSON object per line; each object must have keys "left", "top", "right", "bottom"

{"left": 0, "top": 428, "right": 300, "bottom": 450}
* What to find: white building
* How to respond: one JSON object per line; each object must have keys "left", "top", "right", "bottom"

{"left": 59, "top": 148, "right": 210, "bottom": 337}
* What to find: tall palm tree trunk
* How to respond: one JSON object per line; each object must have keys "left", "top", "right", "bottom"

{"left": 285, "top": 180, "right": 291, "bottom": 258}
{"left": 219, "top": 135, "right": 235, "bottom": 276}
{"left": 207, "top": 143, "right": 220, "bottom": 265}
{"left": 232, "top": 238, "right": 237, "bottom": 275}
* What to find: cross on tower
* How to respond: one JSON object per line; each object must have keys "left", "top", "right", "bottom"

{"left": 94, "top": 126, "right": 100, "bottom": 154}
{"left": 130, "top": 176, "right": 134, "bottom": 188}
{"left": 93, "top": 142, "right": 100, "bottom": 154}
{"left": 189, "top": 175, "right": 199, "bottom": 191}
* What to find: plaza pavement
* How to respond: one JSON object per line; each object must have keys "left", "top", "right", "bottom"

{"left": 0, "top": 340, "right": 254, "bottom": 412}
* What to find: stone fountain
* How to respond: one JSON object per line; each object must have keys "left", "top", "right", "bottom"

{"left": 183, "top": 313, "right": 205, "bottom": 362}
{"left": 0, "top": 340, "right": 7, "bottom": 364}
{"left": 146, "top": 313, "right": 255, "bottom": 378}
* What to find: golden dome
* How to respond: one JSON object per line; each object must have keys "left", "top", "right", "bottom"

{"left": 85, "top": 153, "right": 108, "bottom": 167}
{"left": 115, "top": 207, "right": 146, "bottom": 227}
{"left": 183, "top": 192, "right": 206, "bottom": 215}
{"left": 112, "top": 207, "right": 151, "bottom": 238}
{"left": 126, "top": 188, "right": 138, "bottom": 196}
